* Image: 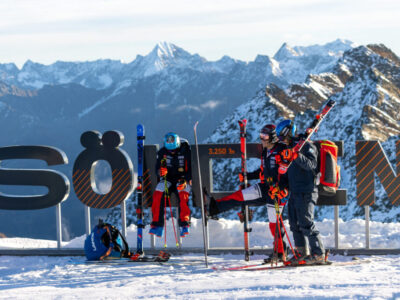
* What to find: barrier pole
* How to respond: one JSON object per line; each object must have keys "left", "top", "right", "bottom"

{"left": 85, "top": 206, "right": 91, "bottom": 236}
{"left": 334, "top": 206, "right": 339, "bottom": 249}
{"left": 121, "top": 200, "right": 127, "bottom": 238}
{"left": 56, "top": 204, "right": 62, "bottom": 249}
{"left": 365, "top": 206, "right": 370, "bottom": 249}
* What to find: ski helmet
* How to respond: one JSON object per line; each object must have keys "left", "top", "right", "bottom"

{"left": 276, "top": 120, "right": 296, "bottom": 140}
{"left": 259, "top": 124, "right": 279, "bottom": 143}
{"left": 164, "top": 132, "right": 181, "bottom": 150}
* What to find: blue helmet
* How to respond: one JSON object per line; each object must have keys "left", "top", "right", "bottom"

{"left": 276, "top": 120, "right": 296, "bottom": 140}
{"left": 164, "top": 132, "right": 181, "bottom": 150}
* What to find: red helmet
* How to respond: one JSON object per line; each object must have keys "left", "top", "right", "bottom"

{"left": 259, "top": 124, "right": 278, "bottom": 143}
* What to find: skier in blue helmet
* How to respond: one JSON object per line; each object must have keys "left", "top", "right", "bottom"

{"left": 275, "top": 119, "right": 325, "bottom": 265}
{"left": 164, "top": 132, "right": 181, "bottom": 150}
{"left": 150, "top": 132, "right": 192, "bottom": 238}
{"left": 276, "top": 120, "right": 297, "bottom": 143}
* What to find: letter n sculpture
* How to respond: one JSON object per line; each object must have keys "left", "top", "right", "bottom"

{"left": 356, "top": 140, "right": 400, "bottom": 206}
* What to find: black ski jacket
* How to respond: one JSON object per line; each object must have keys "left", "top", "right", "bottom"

{"left": 155, "top": 141, "right": 192, "bottom": 183}
{"left": 247, "top": 142, "right": 289, "bottom": 191}
{"left": 287, "top": 139, "right": 318, "bottom": 193}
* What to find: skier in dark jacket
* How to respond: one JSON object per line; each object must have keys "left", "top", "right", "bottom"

{"left": 208, "top": 124, "right": 290, "bottom": 262}
{"left": 276, "top": 120, "right": 325, "bottom": 265}
{"left": 149, "top": 132, "right": 192, "bottom": 238}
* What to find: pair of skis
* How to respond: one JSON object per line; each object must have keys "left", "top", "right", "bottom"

{"left": 212, "top": 257, "right": 371, "bottom": 272}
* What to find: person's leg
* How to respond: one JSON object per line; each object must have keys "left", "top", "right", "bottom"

{"left": 267, "top": 203, "right": 286, "bottom": 255}
{"left": 214, "top": 183, "right": 265, "bottom": 213}
{"left": 150, "top": 181, "right": 170, "bottom": 236}
{"left": 178, "top": 185, "right": 191, "bottom": 227}
{"left": 297, "top": 192, "right": 325, "bottom": 257}
{"left": 288, "top": 193, "right": 307, "bottom": 253}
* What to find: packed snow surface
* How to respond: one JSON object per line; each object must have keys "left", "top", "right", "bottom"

{"left": 0, "top": 218, "right": 399, "bottom": 299}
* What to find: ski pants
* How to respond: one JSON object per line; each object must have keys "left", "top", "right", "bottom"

{"left": 288, "top": 192, "right": 325, "bottom": 256}
{"left": 151, "top": 180, "right": 191, "bottom": 227}
{"left": 215, "top": 182, "right": 287, "bottom": 254}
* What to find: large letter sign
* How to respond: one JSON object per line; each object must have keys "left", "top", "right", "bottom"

{"left": 73, "top": 130, "right": 134, "bottom": 209}
{"left": 0, "top": 146, "right": 70, "bottom": 210}
{"left": 356, "top": 140, "right": 400, "bottom": 206}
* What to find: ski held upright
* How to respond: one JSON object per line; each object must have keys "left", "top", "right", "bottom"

{"left": 136, "top": 124, "right": 145, "bottom": 254}
{"left": 194, "top": 121, "right": 209, "bottom": 268}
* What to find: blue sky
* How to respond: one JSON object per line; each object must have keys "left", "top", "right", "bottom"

{"left": 0, "top": 0, "right": 399, "bottom": 68}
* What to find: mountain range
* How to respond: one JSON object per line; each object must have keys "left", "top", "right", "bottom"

{"left": 1, "top": 39, "right": 398, "bottom": 240}
{"left": 206, "top": 43, "right": 400, "bottom": 223}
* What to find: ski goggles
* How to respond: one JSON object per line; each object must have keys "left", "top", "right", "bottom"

{"left": 166, "top": 136, "right": 175, "bottom": 143}
{"left": 259, "top": 133, "right": 270, "bottom": 141}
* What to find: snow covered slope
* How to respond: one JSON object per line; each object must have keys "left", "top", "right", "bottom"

{"left": 0, "top": 218, "right": 400, "bottom": 299}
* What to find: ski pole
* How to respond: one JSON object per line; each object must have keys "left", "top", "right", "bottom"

{"left": 279, "top": 214, "right": 297, "bottom": 260}
{"left": 272, "top": 199, "right": 280, "bottom": 266}
{"left": 276, "top": 202, "right": 285, "bottom": 262}
{"left": 161, "top": 158, "right": 168, "bottom": 248}
{"left": 163, "top": 180, "right": 168, "bottom": 248}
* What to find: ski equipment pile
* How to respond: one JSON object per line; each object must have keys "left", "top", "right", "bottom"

{"left": 130, "top": 250, "right": 171, "bottom": 263}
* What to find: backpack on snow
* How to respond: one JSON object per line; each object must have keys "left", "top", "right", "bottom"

{"left": 84, "top": 220, "right": 131, "bottom": 261}
{"left": 313, "top": 140, "right": 341, "bottom": 196}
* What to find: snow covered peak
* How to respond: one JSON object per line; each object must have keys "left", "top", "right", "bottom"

{"left": 148, "top": 42, "right": 196, "bottom": 65}
{"left": 153, "top": 41, "right": 179, "bottom": 59}
{"left": 273, "top": 43, "right": 299, "bottom": 61}
{"left": 271, "top": 39, "right": 357, "bottom": 84}
{"left": 294, "top": 39, "right": 356, "bottom": 57}
{"left": 128, "top": 42, "right": 208, "bottom": 77}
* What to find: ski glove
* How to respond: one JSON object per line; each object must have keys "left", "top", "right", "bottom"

{"left": 238, "top": 172, "right": 244, "bottom": 182}
{"left": 279, "top": 148, "right": 298, "bottom": 163}
{"left": 160, "top": 167, "right": 168, "bottom": 177}
{"left": 268, "top": 185, "right": 289, "bottom": 201}
{"left": 177, "top": 179, "right": 187, "bottom": 191}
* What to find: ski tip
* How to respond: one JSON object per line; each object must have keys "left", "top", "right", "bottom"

{"left": 194, "top": 121, "right": 199, "bottom": 129}
{"left": 137, "top": 124, "right": 145, "bottom": 135}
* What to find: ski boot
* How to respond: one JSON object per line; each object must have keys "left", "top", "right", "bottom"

{"left": 284, "top": 247, "right": 307, "bottom": 266}
{"left": 263, "top": 252, "right": 286, "bottom": 264}
{"left": 203, "top": 187, "right": 219, "bottom": 219}
{"left": 149, "top": 226, "right": 163, "bottom": 237}
{"left": 237, "top": 209, "right": 254, "bottom": 223}
{"left": 303, "top": 250, "right": 329, "bottom": 265}
{"left": 180, "top": 226, "right": 190, "bottom": 237}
